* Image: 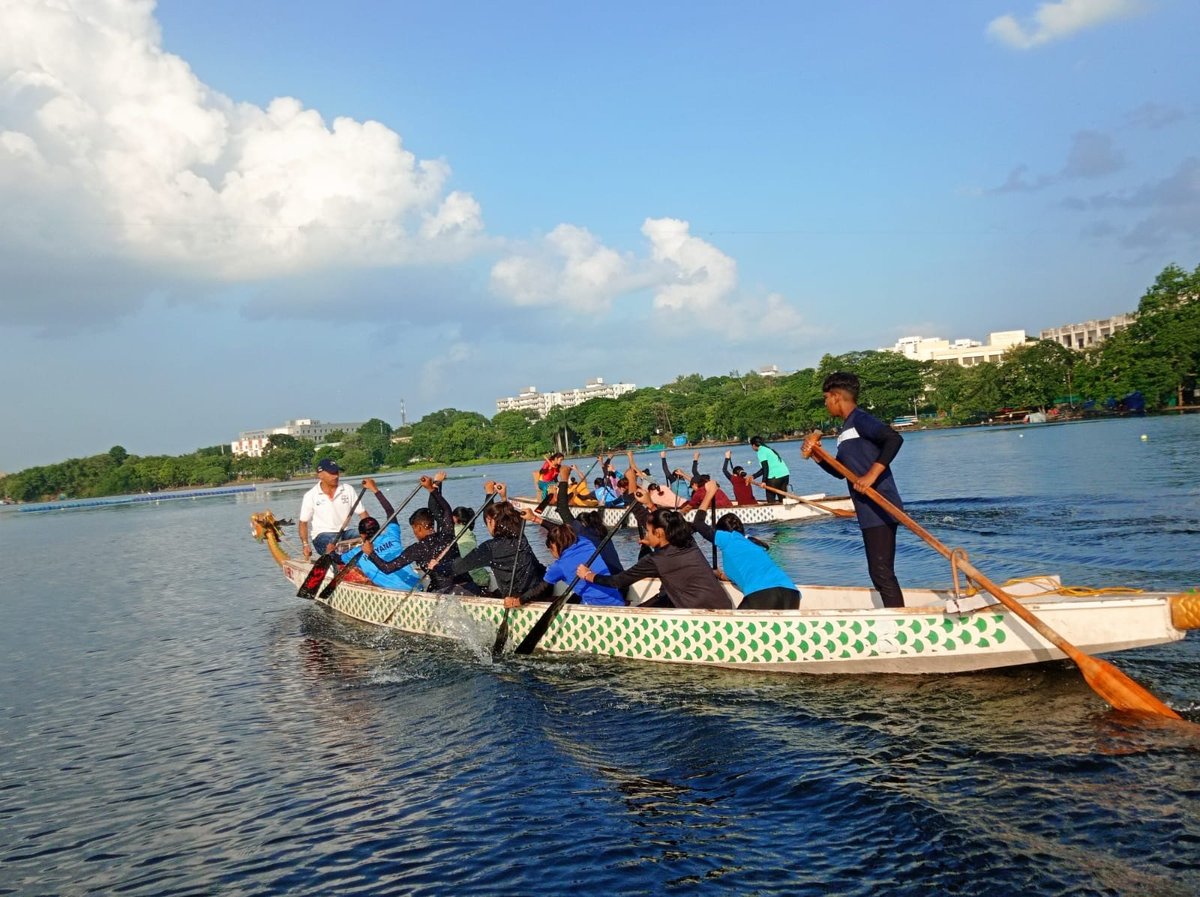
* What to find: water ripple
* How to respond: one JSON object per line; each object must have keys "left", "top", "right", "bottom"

{"left": 2, "top": 418, "right": 1199, "bottom": 895}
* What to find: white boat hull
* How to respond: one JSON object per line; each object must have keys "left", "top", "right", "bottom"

{"left": 280, "top": 558, "right": 1191, "bottom": 675}
{"left": 509, "top": 494, "right": 855, "bottom": 528}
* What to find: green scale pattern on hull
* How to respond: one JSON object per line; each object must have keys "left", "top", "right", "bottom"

{"left": 324, "top": 582, "right": 1011, "bottom": 666}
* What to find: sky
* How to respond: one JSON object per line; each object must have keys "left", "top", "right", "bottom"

{"left": 1, "top": 0, "right": 1198, "bottom": 471}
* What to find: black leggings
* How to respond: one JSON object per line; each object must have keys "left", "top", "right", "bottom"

{"left": 740, "top": 586, "right": 800, "bottom": 609}
{"left": 765, "top": 476, "right": 789, "bottom": 503}
{"left": 862, "top": 522, "right": 904, "bottom": 608}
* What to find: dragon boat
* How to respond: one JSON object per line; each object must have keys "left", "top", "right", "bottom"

{"left": 251, "top": 511, "right": 1199, "bottom": 675}
{"left": 508, "top": 493, "right": 855, "bottom": 528}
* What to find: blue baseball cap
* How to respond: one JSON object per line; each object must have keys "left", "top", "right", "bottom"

{"left": 316, "top": 458, "right": 341, "bottom": 474}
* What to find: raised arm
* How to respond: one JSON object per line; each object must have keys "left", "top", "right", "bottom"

{"left": 428, "top": 473, "right": 454, "bottom": 529}
{"left": 660, "top": 451, "right": 675, "bottom": 484}
{"left": 624, "top": 451, "right": 641, "bottom": 494}
{"left": 556, "top": 464, "right": 577, "bottom": 524}
{"left": 363, "top": 477, "right": 395, "bottom": 520}
{"left": 689, "top": 480, "right": 719, "bottom": 542}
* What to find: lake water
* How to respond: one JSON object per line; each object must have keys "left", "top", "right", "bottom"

{"left": 2, "top": 415, "right": 1198, "bottom": 896}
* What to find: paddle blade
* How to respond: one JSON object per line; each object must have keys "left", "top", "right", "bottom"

{"left": 1076, "top": 654, "right": 1182, "bottom": 719}
{"left": 317, "top": 564, "right": 347, "bottom": 601}
{"left": 515, "top": 593, "right": 571, "bottom": 655}
{"left": 491, "top": 609, "right": 511, "bottom": 660}
{"left": 296, "top": 555, "right": 333, "bottom": 599}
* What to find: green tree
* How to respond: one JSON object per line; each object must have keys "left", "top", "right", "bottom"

{"left": 816, "top": 351, "right": 927, "bottom": 421}
{"left": 355, "top": 418, "right": 394, "bottom": 466}
{"left": 995, "top": 340, "right": 1074, "bottom": 410}
{"left": 929, "top": 362, "right": 976, "bottom": 420}
{"left": 1121, "top": 263, "right": 1200, "bottom": 406}
{"left": 490, "top": 409, "right": 539, "bottom": 457}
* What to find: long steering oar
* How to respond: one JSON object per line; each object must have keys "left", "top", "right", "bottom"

{"left": 807, "top": 442, "right": 1181, "bottom": 720}
{"left": 380, "top": 492, "right": 498, "bottom": 625}
{"left": 316, "top": 481, "right": 426, "bottom": 601}
{"left": 297, "top": 483, "right": 368, "bottom": 599}
{"left": 490, "top": 514, "right": 529, "bottom": 659}
{"left": 758, "top": 482, "right": 856, "bottom": 519}
{"left": 515, "top": 501, "right": 638, "bottom": 656}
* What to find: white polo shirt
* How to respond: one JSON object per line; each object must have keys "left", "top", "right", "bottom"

{"left": 299, "top": 482, "right": 361, "bottom": 536}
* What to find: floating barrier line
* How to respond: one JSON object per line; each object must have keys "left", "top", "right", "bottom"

{"left": 18, "top": 485, "right": 257, "bottom": 512}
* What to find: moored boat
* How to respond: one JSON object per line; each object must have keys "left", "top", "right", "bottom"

{"left": 508, "top": 493, "right": 855, "bottom": 528}
{"left": 252, "top": 511, "right": 1199, "bottom": 676}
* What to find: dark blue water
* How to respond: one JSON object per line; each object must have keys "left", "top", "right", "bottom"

{"left": 2, "top": 415, "right": 1198, "bottom": 896}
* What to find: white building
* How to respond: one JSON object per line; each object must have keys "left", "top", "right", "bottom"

{"left": 884, "top": 331, "right": 1028, "bottom": 367}
{"left": 756, "top": 365, "right": 787, "bottom": 378}
{"left": 230, "top": 418, "right": 366, "bottom": 457}
{"left": 1040, "top": 314, "right": 1134, "bottom": 350}
{"left": 496, "top": 377, "right": 636, "bottom": 418}
{"left": 495, "top": 387, "right": 563, "bottom": 418}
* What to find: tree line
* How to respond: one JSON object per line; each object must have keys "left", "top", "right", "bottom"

{"left": 4, "top": 263, "right": 1195, "bottom": 503}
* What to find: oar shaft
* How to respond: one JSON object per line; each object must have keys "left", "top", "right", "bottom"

{"left": 491, "top": 515, "right": 530, "bottom": 658}
{"left": 317, "top": 481, "right": 425, "bottom": 600}
{"left": 297, "top": 483, "right": 369, "bottom": 598}
{"left": 807, "top": 442, "right": 1181, "bottom": 719}
{"left": 515, "top": 501, "right": 638, "bottom": 655}
{"left": 380, "top": 491, "right": 499, "bottom": 624}
{"left": 759, "top": 482, "right": 854, "bottom": 517}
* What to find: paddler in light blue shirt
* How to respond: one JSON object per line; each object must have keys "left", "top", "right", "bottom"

{"left": 749, "top": 436, "right": 790, "bottom": 504}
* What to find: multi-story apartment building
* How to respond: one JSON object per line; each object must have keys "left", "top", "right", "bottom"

{"left": 230, "top": 418, "right": 366, "bottom": 457}
{"left": 1039, "top": 314, "right": 1134, "bottom": 350}
{"left": 496, "top": 377, "right": 636, "bottom": 418}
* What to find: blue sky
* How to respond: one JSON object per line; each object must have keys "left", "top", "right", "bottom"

{"left": 1, "top": 0, "right": 1197, "bottom": 471}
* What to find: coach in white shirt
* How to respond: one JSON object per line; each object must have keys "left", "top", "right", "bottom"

{"left": 299, "top": 458, "right": 366, "bottom": 558}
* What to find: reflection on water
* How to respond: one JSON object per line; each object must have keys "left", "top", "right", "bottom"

{"left": 0, "top": 416, "right": 1197, "bottom": 895}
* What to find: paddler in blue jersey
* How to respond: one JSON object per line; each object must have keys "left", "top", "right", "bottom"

{"left": 337, "top": 477, "right": 421, "bottom": 589}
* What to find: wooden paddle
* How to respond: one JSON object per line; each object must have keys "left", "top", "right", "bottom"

{"left": 757, "top": 482, "right": 856, "bottom": 518}
{"left": 490, "top": 513, "right": 529, "bottom": 659}
{"left": 514, "top": 501, "right": 639, "bottom": 655}
{"left": 379, "top": 490, "right": 498, "bottom": 626}
{"left": 710, "top": 496, "right": 718, "bottom": 570}
{"left": 806, "top": 442, "right": 1182, "bottom": 719}
{"left": 297, "top": 483, "right": 368, "bottom": 599}
{"left": 315, "top": 481, "right": 425, "bottom": 601}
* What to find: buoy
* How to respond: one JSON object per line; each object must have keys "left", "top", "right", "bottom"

{"left": 1018, "top": 434, "right": 1023, "bottom": 438}
{"left": 1141, "top": 434, "right": 1149, "bottom": 442}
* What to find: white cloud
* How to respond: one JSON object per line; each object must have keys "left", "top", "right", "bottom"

{"left": 987, "top": 0, "right": 1144, "bottom": 50}
{"left": 490, "top": 216, "right": 813, "bottom": 342}
{"left": 490, "top": 217, "right": 739, "bottom": 314}
{"left": 489, "top": 223, "right": 637, "bottom": 312}
{"left": 642, "top": 217, "right": 738, "bottom": 313}
{"left": 420, "top": 190, "right": 485, "bottom": 241}
{"left": 0, "top": 0, "right": 483, "bottom": 292}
